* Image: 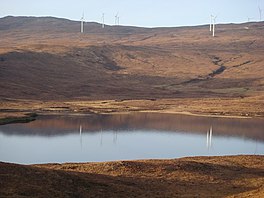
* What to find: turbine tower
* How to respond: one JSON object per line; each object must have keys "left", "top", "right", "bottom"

{"left": 210, "top": 15, "right": 213, "bottom": 32}
{"left": 259, "top": 6, "right": 262, "bottom": 21}
{"left": 212, "top": 15, "right": 217, "bottom": 37}
{"left": 247, "top": 17, "right": 253, "bottom": 22}
{"left": 102, "top": 13, "right": 105, "bottom": 28}
{"left": 115, "top": 12, "right": 119, "bottom": 25}
{"left": 80, "top": 12, "right": 84, "bottom": 33}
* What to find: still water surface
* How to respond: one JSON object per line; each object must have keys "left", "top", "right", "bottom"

{"left": 0, "top": 113, "right": 263, "bottom": 164}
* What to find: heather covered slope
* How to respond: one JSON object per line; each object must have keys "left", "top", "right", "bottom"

{"left": 1, "top": 155, "right": 263, "bottom": 197}
{"left": 0, "top": 16, "right": 264, "bottom": 120}
{"left": 0, "top": 16, "right": 263, "bottom": 101}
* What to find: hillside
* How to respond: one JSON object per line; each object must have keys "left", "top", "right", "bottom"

{"left": 0, "top": 16, "right": 264, "bottom": 118}
{"left": 1, "top": 155, "right": 264, "bottom": 197}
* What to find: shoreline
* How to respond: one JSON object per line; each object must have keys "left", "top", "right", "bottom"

{"left": 0, "top": 110, "right": 256, "bottom": 126}
{"left": 2, "top": 154, "right": 263, "bottom": 166}
{"left": 0, "top": 112, "right": 38, "bottom": 125}
{"left": 138, "top": 110, "right": 253, "bottom": 119}
{"left": 1, "top": 97, "right": 264, "bottom": 125}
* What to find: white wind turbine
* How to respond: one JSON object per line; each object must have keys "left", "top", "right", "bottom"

{"left": 247, "top": 17, "right": 253, "bottom": 22}
{"left": 80, "top": 12, "right": 84, "bottom": 33}
{"left": 212, "top": 15, "right": 217, "bottom": 37}
{"left": 259, "top": 6, "right": 262, "bottom": 21}
{"left": 210, "top": 14, "right": 213, "bottom": 32}
{"left": 115, "top": 12, "right": 119, "bottom": 25}
{"left": 102, "top": 13, "right": 105, "bottom": 28}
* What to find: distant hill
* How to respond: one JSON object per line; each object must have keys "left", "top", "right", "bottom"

{"left": 0, "top": 16, "right": 154, "bottom": 34}
{"left": 0, "top": 16, "right": 263, "bottom": 101}
{"left": 1, "top": 16, "right": 263, "bottom": 34}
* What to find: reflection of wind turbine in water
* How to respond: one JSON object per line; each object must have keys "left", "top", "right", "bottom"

{"left": 254, "top": 140, "right": 258, "bottom": 155}
{"left": 113, "top": 131, "right": 118, "bottom": 144}
{"left": 100, "top": 129, "right": 103, "bottom": 146}
{"left": 79, "top": 125, "right": 82, "bottom": 149}
{"left": 209, "top": 126, "right": 213, "bottom": 147}
{"left": 206, "top": 126, "right": 213, "bottom": 149}
{"left": 206, "top": 129, "right": 209, "bottom": 148}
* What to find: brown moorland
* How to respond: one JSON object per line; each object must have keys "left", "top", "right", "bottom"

{"left": 1, "top": 155, "right": 264, "bottom": 197}
{"left": 0, "top": 16, "right": 264, "bottom": 197}
{"left": 0, "top": 16, "right": 264, "bottom": 119}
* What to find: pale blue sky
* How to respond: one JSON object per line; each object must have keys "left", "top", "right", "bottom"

{"left": 0, "top": 0, "right": 263, "bottom": 27}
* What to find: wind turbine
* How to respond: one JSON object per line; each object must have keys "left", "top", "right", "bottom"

{"left": 259, "top": 6, "right": 262, "bottom": 21}
{"left": 247, "top": 17, "right": 253, "bottom": 22}
{"left": 115, "top": 12, "right": 119, "bottom": 25}
{"left": 80, "top": 12, "right": 84, "bottom": 33}
{"left": 210, "top": 15, "right": 213, "bottom": 32}
{"left": 212, "top": 15, "right": 217, "bottom": 37}
{"left": 102, "top": 13, "right": 105, "bottom": 28}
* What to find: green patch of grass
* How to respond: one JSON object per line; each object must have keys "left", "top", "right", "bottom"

{"left": 0, "top": 113, "right": 37, "bottom": 125}
{"left": 211, "top": 87, "right": 249, "bottom": 94}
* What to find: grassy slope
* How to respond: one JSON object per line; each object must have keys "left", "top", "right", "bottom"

{"left": 0, "top": 17, "right": 264, "bottom": 119}
{"left": 1, "top": 155, "right": 263, "bottom": 197}
{"left": 0, "top": 17, "right": 263, "bottom": 101}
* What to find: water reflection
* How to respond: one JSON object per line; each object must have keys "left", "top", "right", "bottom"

{"left": 79, "top": 125, "right": 82, "bottom": 149}
{"left": 1, "top": 113, "right": 263, "bottom": 141}
{"left": 0, "top": 113, "right": 263, "bottom": 164}
{"left": 100, "top": 129, "right": 103, "bottom": 146}
{"left": 206, "top": 126, "right": 213, "bottom": 150}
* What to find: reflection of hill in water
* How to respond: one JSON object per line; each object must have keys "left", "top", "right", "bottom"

{"left": 0, "top": 113, "right": 263, "bottom": 141}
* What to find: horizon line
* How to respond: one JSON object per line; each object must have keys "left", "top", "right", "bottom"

{"left": 0, "top": 15, "right": 263, "bottom": 29}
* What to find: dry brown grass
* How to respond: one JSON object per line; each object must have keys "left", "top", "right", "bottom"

{"left": 1, "top": 95, "right": 264, "bottom": 121}
{"left": 1, "top": 155, "right": 263, "bottom": 197}
{"left": 0, "top": 18, "right": 263, "bottom": 102}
